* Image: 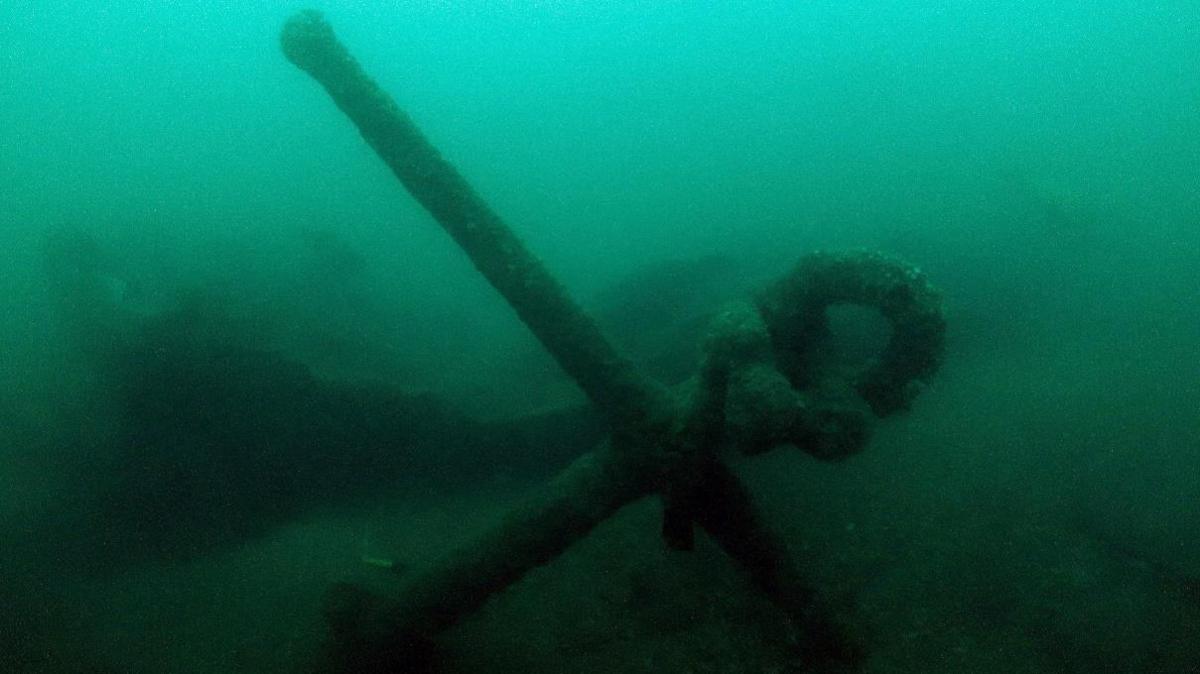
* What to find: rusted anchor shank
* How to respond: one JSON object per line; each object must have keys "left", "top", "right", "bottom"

{"left": 280, "top": 11, "right": 668, "bottom": 435}
{"left": 281, "top": 11, "right": 944, "bottom": 671}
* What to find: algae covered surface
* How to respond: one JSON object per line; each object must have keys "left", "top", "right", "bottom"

{"left": 2, "top": 2, "right": 1198, "bottom": 672}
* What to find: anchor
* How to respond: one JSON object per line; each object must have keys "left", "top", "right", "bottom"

{"left": 280, "top": 11, "right": 944, "bottom": 672}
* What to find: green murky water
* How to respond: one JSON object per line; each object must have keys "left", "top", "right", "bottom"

{"left": 2, "top": 3, "right": 1197, "bottom": 672}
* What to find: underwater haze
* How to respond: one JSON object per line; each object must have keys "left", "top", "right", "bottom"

{"left": 2, "top": 1, "right": 1198, "bottom": 672}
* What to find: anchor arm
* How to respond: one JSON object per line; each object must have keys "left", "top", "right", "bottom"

{"left": 688, "top": 458, "right": 863, "bottom": 668}
{"left": 319, "top": 442, "right": 652, "bottom": 669}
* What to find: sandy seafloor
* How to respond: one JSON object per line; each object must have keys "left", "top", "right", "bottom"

{"left": 27, "top": 306, "right": 1196, "bottom": 673}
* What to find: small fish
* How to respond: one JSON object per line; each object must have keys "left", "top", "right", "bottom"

{"left": 361, "top": 555, "right": 408, "bottom": 575}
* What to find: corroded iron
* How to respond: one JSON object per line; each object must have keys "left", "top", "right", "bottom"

{"left": 281, "top": 11, "right": 944, "bottom": 672}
